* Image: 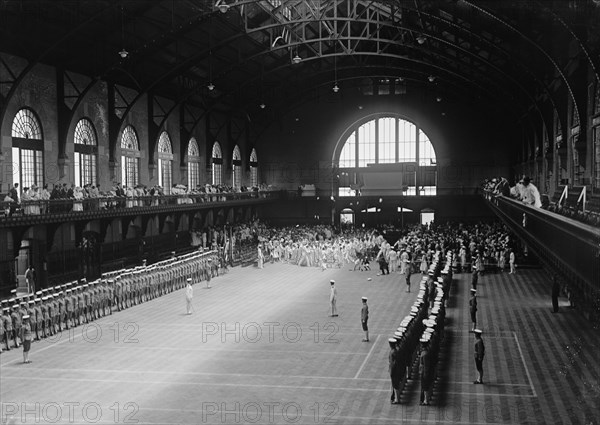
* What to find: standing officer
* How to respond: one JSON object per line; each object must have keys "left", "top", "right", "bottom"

{"left": 3, "top": 308, "right": 13, "bottom": 350}
{"left": 205, "top": 259, "right": 212, "bottom": 289}
{"left": 115, "top": 277, "right": 122, "bottom": 311}
{"left": 65, "top": 289, "right": 73, "bottom": 329}
{"left": 551, "top": 275, "right": 560, "bottom": 313}
{"left": 34, "top": 298, "right": 43, "bottom": 339}
{"left": 27, "top": 300, "right": 36, "bottom": 339}
{"left": 185, "top": 278, "right": 194, "bottom": 315}
{"left": 11, "top": 304, "right": 22, "bottom": 348}
{"left": 107, "top": 280, "right": 115, "bottom": 315}
{"left": 78, "top": 286, "right": 86, "bottom": 324}
{"left": 473, "top": 329, "right": 485, "bottom": 384}
{"left": 469, "top": 289, "right": 477, "bottom": 331}
{"left": 40, "top": 297, "right": 49, "bottom": 338}
{"left": 361, "top": 297, "right": 369, "bottom": 342}
{"left": 389, "top": 337, "right": 402, "bottom": 404}
{"left": 49, "top": 294, "right": 58, "bottom": 336}
{"left": 57, "top": 291, "right": 65, "bottom": 332}
{"left": 419, "top": 338, "right": 431, "bottom": 406}
{"left": 83, "top": 284, "right": 91, "bottom": 323}
{"left": 329, "top": 280, "right": 338, "bottom": 317}
{"left": 471, "top": 269, "right": 478, "bottom": 290}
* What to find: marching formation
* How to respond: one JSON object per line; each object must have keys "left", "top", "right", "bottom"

{"left": 388, "top": 249, "right": 453, "bottom": 406}
{"left": 0, "top": 249, "right": 219, "bottom": 359}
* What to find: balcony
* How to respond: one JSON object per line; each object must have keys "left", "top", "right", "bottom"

{"left": 484, "top": 192, "right": 600, "bottom": 320}
{"left": 0, "top": 190, "right": 282, "bottom": 228}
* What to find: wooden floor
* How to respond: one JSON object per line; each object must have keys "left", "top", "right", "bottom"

{"left": 1, "top": 262, "right": 599, "bottom": 424}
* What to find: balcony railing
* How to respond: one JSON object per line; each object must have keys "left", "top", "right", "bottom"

{"left": 483, "top": 191, "right": 600, "bottom": 321}
{"left": 0, "top": 190, "right": 283, "bottom": 227}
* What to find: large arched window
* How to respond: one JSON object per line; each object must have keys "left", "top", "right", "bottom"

{"left": 158, "top": 131, "right": 173, "bottom": 194}
{"left": 211, "top": 142, "right": 222, "bottom": 185}
{"left": 120, "top": 125, "right": 140, "bottom": 188}
{"left": 593, "top": 81, "right": 600, "bottom": 189}
{"left": 232, "top": 145, "right": 241, "bottom": 189}
{"left": 187, "top": 138, "right": 201, "bottom": 189}
{"left": 74, "top": 118, "right": 97, "bottom": 187}
{"left": 12, "top": 108, "right": 44, "bottom": 192}
{"left": 250, "top": 148, "right": 258, "bottom": 187}
{"left": 336, "top": 115, "right": 437, "bottom": 196}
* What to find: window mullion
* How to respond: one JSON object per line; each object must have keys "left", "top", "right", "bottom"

{"left": 375, "top": 119, "right": 379, "bottom": 164}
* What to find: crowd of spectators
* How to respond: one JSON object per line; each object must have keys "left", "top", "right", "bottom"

{"left": 482, "top": 175, "right": 541, "bottom": 208}
{"left": 2, "top": 182, "right": 276, "bottom": 217}
{"left": 482, "top": 175, "right": 600, "bottom": 226}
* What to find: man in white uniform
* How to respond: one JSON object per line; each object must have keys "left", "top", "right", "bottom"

{"left": 329, "top": 280, "right": 338, "bottom": 317}
{"left": 185, "top": 278, "right": 194, "bottom": 315}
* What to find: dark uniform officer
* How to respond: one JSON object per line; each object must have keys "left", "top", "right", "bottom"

{"left": 419, "top": 337, "right": 431, "bottom": 405}
{"left": 361, "top": 297, "right": 369, "bottom": 342}
{"left": 469, "top": 289, "right": 477, "bottom": 331}
{"left": 388, "top": 337, "right": 402, "bottom": 404}
{"left": 473, "top": 329, "right": 485, "bottom": 384}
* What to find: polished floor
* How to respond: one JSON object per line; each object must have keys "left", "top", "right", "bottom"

{"left": 1, "top": 261, "right": 598, "bottom": 424}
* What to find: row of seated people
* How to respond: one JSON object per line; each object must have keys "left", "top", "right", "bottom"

{"left": 1, "top": 182, "right": 277, "bottom": 216}
{"left": 482, "top": 176, "right": 600, "bottom": 226}
{"left": 0, "top": 249, "right": 220, "bottom": 353}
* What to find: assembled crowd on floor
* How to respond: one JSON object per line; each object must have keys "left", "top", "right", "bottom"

{"left": 251, "top": 221, "right": 524, "bottom": 277}
{"left": 0, "top": 250, "right": 221, "bottom": 353}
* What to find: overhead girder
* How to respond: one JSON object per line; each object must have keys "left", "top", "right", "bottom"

{"left": 129, "top": 18, "right": 539, "bottom": 136}
{"left": 3, "top": 0, "right": 596, "bottom": 155}
{"left": 84, "top": 2, "right": 556, "bottom": 133}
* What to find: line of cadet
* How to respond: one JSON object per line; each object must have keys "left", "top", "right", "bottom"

{"left": 0, "top": 249, "right": 219, "bottom": 352}
{"left": 388, "top": 249, "right": 454, "bottom": 406}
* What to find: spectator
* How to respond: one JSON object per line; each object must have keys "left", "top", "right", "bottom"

{"left": 521, "top": 176, "right": 541, "bottom": 208}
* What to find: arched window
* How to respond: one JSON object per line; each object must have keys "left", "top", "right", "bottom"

{"left": 232, "top": 145, "right": 241, "bottom": 189}
{"left": 250, "top": 148, "right": 258, "bottom": 187}
{"left": 211, "top": 142, "right": 222, "bottom": 185}
{"left": 74, "top": 118, "right": 98, "bottom": 187}
{"left": 11, "top": 108, "right": 44, "bottom": 192}
{"left": 593, "top": 81, "right": 600, "bottom": 189}
{"left": 158, "top": 131, "right": 173, "bottom": 194}
{"left": 120, "top": 125, "right": 140, "bottom": 188}
{"left": 187, "top": 138, "right": 201, "bottom": 190}
{"left": 335, "top": 115, "right": 437, "bottom": 196}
